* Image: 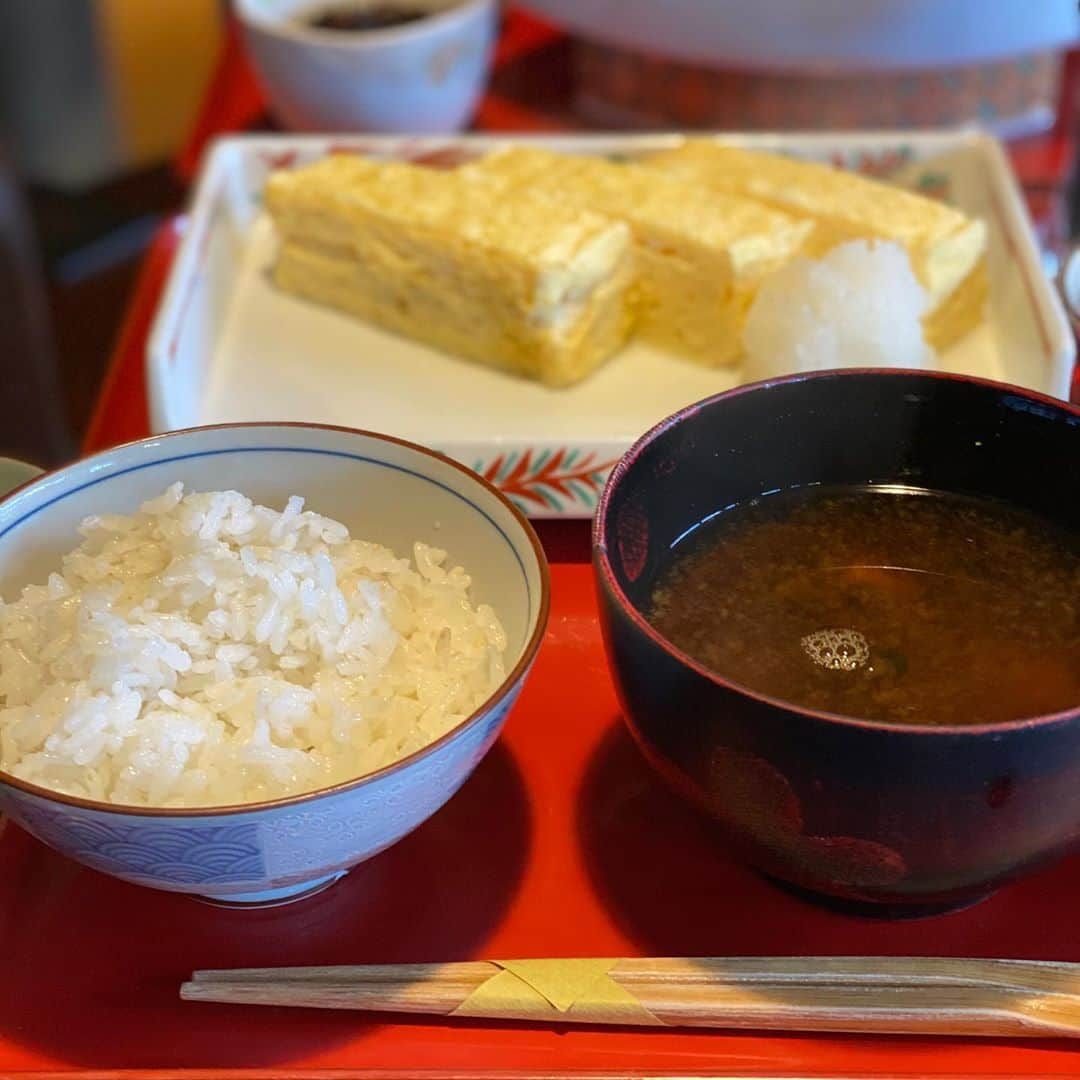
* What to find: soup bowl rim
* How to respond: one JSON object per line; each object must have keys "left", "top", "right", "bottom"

{"left": 593, "top": 366, "right": 1080, "bottom": 738}
{"left": 0, "top": 420, "right": 551, "bottom": 818}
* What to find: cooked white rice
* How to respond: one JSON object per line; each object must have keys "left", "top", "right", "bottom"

{"left": 741, "top": 239, "right": 932, "bottom": 382}
{"left": 0, "top": 484, "right": 507, "bottom": 807}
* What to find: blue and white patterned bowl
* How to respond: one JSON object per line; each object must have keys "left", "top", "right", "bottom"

{"left": 0, "top": 424, "right": 549, "bottom": 903}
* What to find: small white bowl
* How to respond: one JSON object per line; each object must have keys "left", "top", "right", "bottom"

{"left": 235, "top": 0, "right": 497, "bottom": 133}
{"left": 0, "top": 424, "right": 548, "bottom": 904}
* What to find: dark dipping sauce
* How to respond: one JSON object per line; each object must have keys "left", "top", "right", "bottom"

{"left": 305, "top": 3, "right": 431, "bottom": 31}
{"left": 648, "top": 486, "right": 1080, "bottom": 727}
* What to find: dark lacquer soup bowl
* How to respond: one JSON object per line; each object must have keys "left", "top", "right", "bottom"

{"left": 593, "top": 369, "right": 1080, "bottom": 914}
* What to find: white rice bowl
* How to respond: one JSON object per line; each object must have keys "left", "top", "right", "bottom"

{"left": 0, "top": 484, "right": 507, "bottom": 808}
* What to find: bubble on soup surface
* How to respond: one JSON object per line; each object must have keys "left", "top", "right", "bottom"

{"left": 801, "top": 628, "right": 870, "bottom": 672}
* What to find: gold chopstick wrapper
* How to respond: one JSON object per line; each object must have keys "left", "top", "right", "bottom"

{"left": 451, "top": 959, "right": 663, "bottom": 1025}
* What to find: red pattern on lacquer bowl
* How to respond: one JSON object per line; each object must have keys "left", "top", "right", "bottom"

{"left": 710, "top": 746, "right": 803, "bottom": 839}
{"left": 709, "top": 746, "right": 907, "bottom": 892}
{"left": 615, "top": 495, "right": 649, "bottom": 583}
{"left": 793, "top": 834, "right": 907, "bottom": 889}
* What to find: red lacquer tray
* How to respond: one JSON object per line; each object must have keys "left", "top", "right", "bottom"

{"left": 4, "top": 224, "right": 1080, "bottom": 1078}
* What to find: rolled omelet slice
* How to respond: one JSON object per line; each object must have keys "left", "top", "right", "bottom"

{"left": 643, "top": 141, "right": 988, "bottom": 351}
{"left": 264, "top": 155, "right": 635, "bottom": 388}
{"left": 461, "top": 146, "right": 813, "bottom": 366}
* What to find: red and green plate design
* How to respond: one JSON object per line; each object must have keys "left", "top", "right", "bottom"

{"left": 475, "top": 448, "right": 619, "bottom": 514}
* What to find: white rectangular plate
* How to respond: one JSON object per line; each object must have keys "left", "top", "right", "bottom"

{"left": 148, "top": 131, "right": 1074, "bottom": 517}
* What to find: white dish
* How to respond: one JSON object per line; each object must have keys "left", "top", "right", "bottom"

{"left": 148, "top": 131, "right": 1074, "bottom": 518}
{"left": 521, "top": 0, "right": 1080, "bottom": 71}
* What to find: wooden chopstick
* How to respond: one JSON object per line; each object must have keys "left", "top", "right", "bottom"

{"left": 181, "top": 956, "right": 1080, "bottom": 1038}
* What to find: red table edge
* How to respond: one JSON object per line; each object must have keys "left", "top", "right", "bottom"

{"left": 49, "top": 1066, "right": 1080, "bottom": 1080}
{"left": 83, "top": 222, "right": 177, "bottom": 456}
{"left": 22, "top": 1073, "right": 1080, "bottom": 1080}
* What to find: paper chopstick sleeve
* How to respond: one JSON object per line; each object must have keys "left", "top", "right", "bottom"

{"left": 450, "top": 958, "right": 663, "bottom": 1025}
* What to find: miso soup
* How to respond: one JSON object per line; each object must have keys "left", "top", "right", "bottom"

{"left": 648, "top": 486, "right": 1080, "bottom": 726}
